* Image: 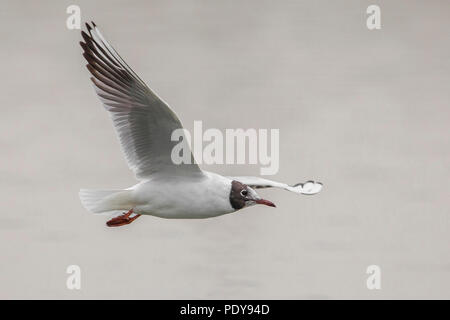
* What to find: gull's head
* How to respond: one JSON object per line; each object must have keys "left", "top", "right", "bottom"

{"left": 229, "top": 180, "right": 276, "bottom": 211}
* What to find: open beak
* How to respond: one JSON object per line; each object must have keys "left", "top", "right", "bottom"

{"left": 255, "top": 198, "right": 276, "bottom": 207}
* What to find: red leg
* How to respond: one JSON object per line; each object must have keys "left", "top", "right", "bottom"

{"left": 106, "top": 209, "right": 141, "bottom": 227}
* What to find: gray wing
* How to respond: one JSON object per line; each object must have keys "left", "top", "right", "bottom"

{"left": 227, "top": 176, "right": 323, "bottom": 195}
{"left": 80, "top": 22, "right": 201, "bottom": 179}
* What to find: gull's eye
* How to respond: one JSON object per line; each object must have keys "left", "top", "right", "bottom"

{"left": 241, "top": 190, "right": 248, "bottom": 197}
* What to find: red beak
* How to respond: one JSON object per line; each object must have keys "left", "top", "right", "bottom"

{"left": 255, "top": 199, "right": 276, "bottom": 207}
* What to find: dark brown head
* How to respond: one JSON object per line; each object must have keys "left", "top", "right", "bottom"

{"left": 229, "top": 180, "right": 276, "bottom": 211}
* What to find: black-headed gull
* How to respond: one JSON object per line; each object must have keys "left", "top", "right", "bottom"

{"left": 78, "top": 22, "right": 322, "bottom": 227}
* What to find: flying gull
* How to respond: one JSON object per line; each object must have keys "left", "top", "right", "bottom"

{"left": 78, "top": 22, "right": 322, "bottom": 227}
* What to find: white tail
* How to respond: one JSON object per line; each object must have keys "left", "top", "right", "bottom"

{"left": 79, "top": 189, "right": 134, "bottom": 214}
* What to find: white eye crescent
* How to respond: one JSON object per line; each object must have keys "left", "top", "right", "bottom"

{"left": 240, "top": 190, "right": 248, "bottom": 197}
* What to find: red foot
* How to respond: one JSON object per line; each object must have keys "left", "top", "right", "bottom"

{"left": 106, "top": 209, "right": 141, "bottom": 227}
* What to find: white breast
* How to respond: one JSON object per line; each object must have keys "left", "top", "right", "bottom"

{"left": 130, "top": 172, "right": 235, "bottom": 219}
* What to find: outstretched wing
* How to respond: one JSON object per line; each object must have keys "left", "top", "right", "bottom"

{"left": 227, "top": 176, "right": 323, "bottom": 195}
{"left": 80, "top": 22, "right": 201, "bottom": 179}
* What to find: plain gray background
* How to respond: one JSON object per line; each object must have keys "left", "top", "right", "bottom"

{"left": 1, "top": 0, "right": 449, "bottom": 299}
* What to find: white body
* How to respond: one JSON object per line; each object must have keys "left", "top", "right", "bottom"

{"left": 80, "top": 171, "right": 236, "bottom": 219}
{"left": 131, "top": 171, "right": 234, "bottom": 219}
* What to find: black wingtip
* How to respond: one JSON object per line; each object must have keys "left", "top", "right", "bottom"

{"left": 79, "top": 41, "right": 88, "bottom": 51}
{"left": 82, "top": 52, "right": 91, "bottom": 63}
{"left": 81, "top": 30, "right": 90, "bottom": 40}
